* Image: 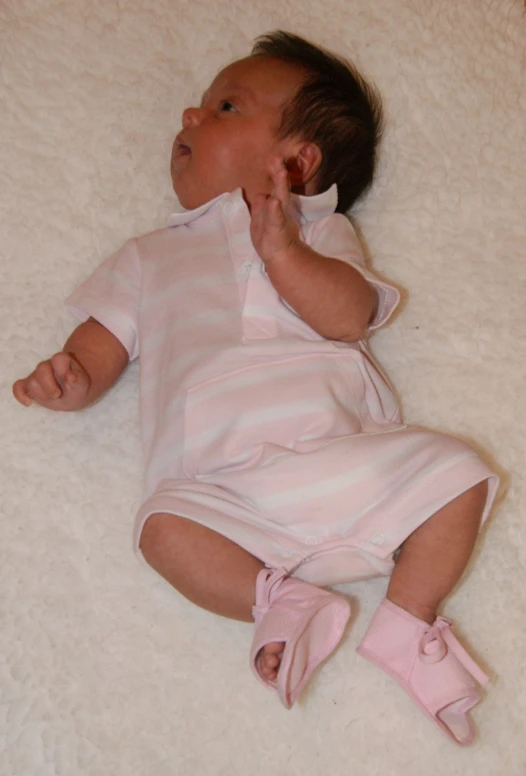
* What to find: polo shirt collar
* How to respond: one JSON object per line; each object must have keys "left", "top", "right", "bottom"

{"left": 167, "top": 184, "right": 338, "bottom": 227}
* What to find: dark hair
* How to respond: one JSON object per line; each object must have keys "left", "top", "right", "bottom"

{"left": 251, "top": 31, "right": 383, "bottom": 213}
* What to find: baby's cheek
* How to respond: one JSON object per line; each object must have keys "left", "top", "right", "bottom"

{"left": 241, "top": 146, "right": 273, "bottom": 186}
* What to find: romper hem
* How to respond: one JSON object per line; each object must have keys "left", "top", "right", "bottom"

{"left": 133, "top": 449, "right": 498, "bottom": 587}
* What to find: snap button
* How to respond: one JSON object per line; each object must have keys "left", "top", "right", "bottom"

{"left": 223, "top": 202, "right": 234, "bottom": 216}
{"left": 243, "top": 261, "right": 252, "bottom": 275}
{"left": 281, "top": 549, "right": 293, "bottom": 558}
{"left": 305, "top": 536, "right": 318, "bottom": 545}
{"left": 372, "top": 532, "right": 385, "bottom": 546}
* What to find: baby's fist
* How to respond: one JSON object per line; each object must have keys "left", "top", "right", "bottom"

{"left": 13, "top": 352, "right": 91, "bottom": 411}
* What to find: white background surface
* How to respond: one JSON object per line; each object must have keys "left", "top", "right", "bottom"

{"left": 1, "top": 1, "right": 525, "bottom": 774}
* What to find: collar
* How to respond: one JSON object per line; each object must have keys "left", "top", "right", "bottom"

{"left": 167, "top": 184, "right": 339, "bottom": 227}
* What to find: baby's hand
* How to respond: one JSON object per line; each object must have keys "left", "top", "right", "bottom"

{"left": 250, "top": 158, "right": 301, "bottom": 264}
{"left": 13, "top": 352, "right": 91, "bottom": 411}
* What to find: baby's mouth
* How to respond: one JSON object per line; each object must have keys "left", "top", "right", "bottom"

{"left": 175, "top": 135, "right": 192, "bottom": 157}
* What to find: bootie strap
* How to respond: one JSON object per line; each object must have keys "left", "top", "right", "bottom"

{"left": 419, "top": 617, "right": 489, "bottom": 687}
{"left": 357, "top": 599, "right": 488, "bottom": 746}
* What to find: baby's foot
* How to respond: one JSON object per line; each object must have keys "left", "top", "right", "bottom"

{"left": 259, "top": 641, "right": 285, "bottom": 681}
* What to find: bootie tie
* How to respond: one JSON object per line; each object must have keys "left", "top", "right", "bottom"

{"left": 357, "top": 599, "right": 489, "bottom": 745}
{"left": 250, "top": 567, "right": 351, "bottom": 709}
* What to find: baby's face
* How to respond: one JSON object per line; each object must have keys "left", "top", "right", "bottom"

{"left": 171, "top": 56, "right": 306, "bottom": 210}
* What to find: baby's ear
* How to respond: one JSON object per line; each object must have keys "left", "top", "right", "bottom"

{"left": 287, "top": 142, "right": 322, "bottom": 187}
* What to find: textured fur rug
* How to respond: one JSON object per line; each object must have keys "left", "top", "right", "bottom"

{"left": 2, "top": 1, "right": 525, "bottom": 773}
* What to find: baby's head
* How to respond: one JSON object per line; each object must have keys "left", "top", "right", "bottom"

{"left": 171, "top": 31, "right": 383, "bottom": 213}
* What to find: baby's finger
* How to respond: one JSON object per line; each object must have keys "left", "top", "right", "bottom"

{"left": 51, "top": 351, "right": 90, "bottom": 395}
{"left": 12, "top": 379, "right": 33, "bottom": 407}
{"left": 266, "top": 195, "right": 287, "bottom": 225}
{"left": 50, "top": 351, "right": 75, "bottom": 382}
{"left": 22, "top": 375, "right": 59, "bottom": 406}
{"left": 270, "top": 158, "right": 291, "bottom": 206}
{"left": 32, "top": 360, "right": 63, "bottom": 399}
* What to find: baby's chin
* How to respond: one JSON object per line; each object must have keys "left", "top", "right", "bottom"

{"left": 173, "top": 182, "right": 234, "bottom": 211}
{"left": 171, "top": 186, "right": 199, "bottom": 210}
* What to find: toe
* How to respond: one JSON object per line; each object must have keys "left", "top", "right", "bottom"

{"left": 265, "top": 641, "right": 285, "bottom": 657}
{"left": 259, "top": 642, "right": 285, "bottom": 680}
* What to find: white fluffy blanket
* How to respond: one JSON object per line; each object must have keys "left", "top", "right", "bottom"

{"left": 2, "top": 1, "right": 525, "bottom": 773}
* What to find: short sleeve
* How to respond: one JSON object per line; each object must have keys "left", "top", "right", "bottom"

{"left": 304, "top": 214, "right": 400, "bottom": 330}
{"left": 66, "top": 238, "right": 141, "bottom": 360}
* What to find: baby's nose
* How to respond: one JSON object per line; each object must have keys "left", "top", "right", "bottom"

{"left": 182, "top": 107, "right": 203, "bottom": 128}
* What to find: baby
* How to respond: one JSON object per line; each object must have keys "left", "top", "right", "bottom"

{"left": 13, "top": 31, "right": 498, "bottom": 745}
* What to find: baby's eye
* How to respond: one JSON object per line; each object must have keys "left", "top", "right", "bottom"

{"left": 219, "top": 100, "right": 237, "bottom": 113}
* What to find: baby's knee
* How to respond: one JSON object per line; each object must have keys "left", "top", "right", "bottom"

{"left": 139, "top": 512, "right": 181, "bottom": 565}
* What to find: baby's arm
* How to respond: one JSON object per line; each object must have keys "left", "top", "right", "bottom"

{"left": 265, "top": 242, "right": 374, "bottom": 343}
{"left": 250, "top": 160, "right": 375, "bottom": 342}
{"left": 12, "top": 318, "right": 129, "bottom": 411}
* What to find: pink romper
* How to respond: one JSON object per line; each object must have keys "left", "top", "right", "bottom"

{"left": 67, "top": 186, "right": 499, "bottom": 586}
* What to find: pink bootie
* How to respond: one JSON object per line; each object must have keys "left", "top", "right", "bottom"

{"left": 357, "top": 599, "right": 489, "bottom": 745}
{"left": 250, "top": 567, "right": 351, "bottom": 709}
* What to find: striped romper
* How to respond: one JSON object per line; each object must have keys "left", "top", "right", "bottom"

{"left": 67, "top": 185, "right": 498, "bottom": 586}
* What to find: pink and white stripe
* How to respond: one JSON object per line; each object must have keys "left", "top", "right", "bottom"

{"left": 67, "top": 185, "right": 498, "bottom": 584}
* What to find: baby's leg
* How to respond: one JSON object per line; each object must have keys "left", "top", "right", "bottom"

{"left": 359, "top": 480, "right": 490, "bottom": 744}
{"left": 139, "top": 513, "right": 283, "bottom": 678}
{"left": 386, "top": 479, "right": 488, "bottom": 623}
